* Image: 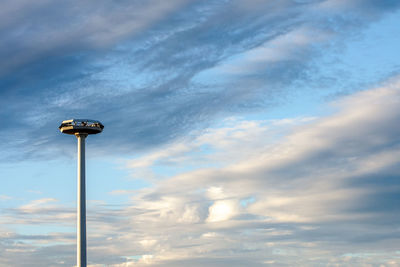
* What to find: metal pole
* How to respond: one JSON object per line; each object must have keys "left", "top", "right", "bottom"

{"left": 76, "top": 134, "right": 87, "bottom": 267}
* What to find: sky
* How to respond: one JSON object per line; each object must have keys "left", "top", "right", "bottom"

{"left": 0, "top": 0, "right": 400, "bottom": 266}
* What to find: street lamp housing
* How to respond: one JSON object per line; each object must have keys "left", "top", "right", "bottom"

{"left": 59, "top": 119, "right": 104, "bottom": 135}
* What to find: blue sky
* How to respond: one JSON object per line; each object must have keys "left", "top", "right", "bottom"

{"left": 1, "top": 0, "right": 400, "bottom": 266}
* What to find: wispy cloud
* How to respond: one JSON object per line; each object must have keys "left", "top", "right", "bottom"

{"left": 0, "top": 195, "right": 12, "bottom": 201}
{"left": 1, "top": 0, "right": 399, "bottom": 161}
{"left": 0, "top": 0, "right": 187, "bottom": 75}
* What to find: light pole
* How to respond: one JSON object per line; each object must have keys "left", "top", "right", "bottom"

{"left": 59, "top": 119, "right": 104, "bottom": 267}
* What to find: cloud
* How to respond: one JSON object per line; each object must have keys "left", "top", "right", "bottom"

{"left": 116, "top": 77, "right": 400, "bottom": 265}
{"left": 0, "top": 0, "right": 187, "bottom": 75}
{"left": 207, "top": 200, "right": 238, "bottom": 223}
{"left": 2, "top": 0, "right": 400, "bottom": 265}
{"left": 196, "top": 26, "right": 332, "bottom": 77}
{"left": 1, "top": 0, "right": 399, "bottom": 161}
{"left": 2, "top": 76, "right": 400, "bottom": 265}
{"left": 0, "top": 195, "right": 12, "bottom": 201}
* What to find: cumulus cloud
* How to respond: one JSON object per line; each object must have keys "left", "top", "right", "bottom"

{"left": 207, "top": 200, "right": 238, "bottom": 223}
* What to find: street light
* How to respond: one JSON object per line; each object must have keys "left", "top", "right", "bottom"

{"left": 59, "top": 119, "right": 104, "bottom": 267}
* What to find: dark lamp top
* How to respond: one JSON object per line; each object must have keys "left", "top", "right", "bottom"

{"left": 59, "top": 119, "right": 104, "bottom": 135}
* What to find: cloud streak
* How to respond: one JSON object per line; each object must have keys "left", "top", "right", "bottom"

{"left": 1, "top": 0, "right": 399, "bottom": 161}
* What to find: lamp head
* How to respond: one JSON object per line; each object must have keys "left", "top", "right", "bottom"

{"left": 59, "top": 119, "right": 104, "bottom": 135}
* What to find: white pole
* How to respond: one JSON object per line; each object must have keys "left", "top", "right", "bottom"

{"left": 76, "top": 134, "right": 87, "bottom": 267}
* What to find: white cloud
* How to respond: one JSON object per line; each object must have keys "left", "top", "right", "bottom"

{"left": 126, "top": 116, "right": 311, "bottom": 181}
{"left": 139, "top": 239, "right": 157, "bottom": 249}
{"left": 0, "top": 195, "right": 11, "bottom": 200}
{"left": 207, "top": 200, "right": 238, "bottom": 223}
{"left": 112, "top": 76, "right": 400, "bottom": 265}
{"left": 206, "top": 186, "right": 225, "bottom": 200}
{"left": 119, "top": 77, "right": 400, "bottom": 236}
{"left": 18, "top": 198, "right": 58, "bottom": 212}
